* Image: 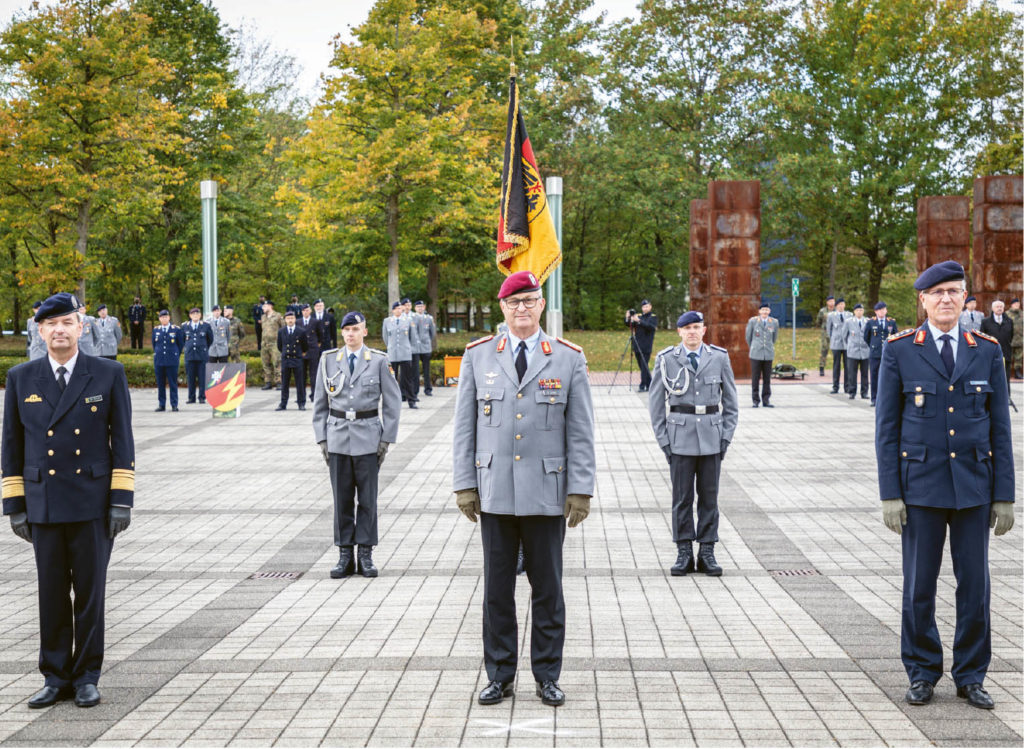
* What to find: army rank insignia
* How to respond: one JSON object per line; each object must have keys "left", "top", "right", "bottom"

{"left": 539, "top": 378, "right": 562, "bottom": 389}
{"left": 540, "top": 340, "right": 552, "bottom": 355}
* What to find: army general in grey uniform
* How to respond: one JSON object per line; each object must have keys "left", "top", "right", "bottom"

{"left": 313, "top": 311, "right": 401, "bottom": 579}
{"left": 650, "top": 310, "right": 738, "bottom": 577}
{"left": 453, "top": 270, "right": 595, "bottom": 708}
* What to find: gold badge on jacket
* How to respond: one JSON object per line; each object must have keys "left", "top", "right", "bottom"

{"left": 24, "top": 394, "right": 43, "bottom": 403}
{"left": 914, "top": 394, "right": 924, "bottom": 407}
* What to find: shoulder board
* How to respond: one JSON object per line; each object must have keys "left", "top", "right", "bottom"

{"left": 655, "top": 345, "right": 675, "bottom": 358}
{"left": 556, "top": 337, "right": 583, "bottom": 353}
{"left": 708, "top": 344, "right": 728, "bottom": 353}
{"left": 465, "top": 335, "right": 494, "bottom": 350}
{"left": 971, "top": 330, "right": 998, "bottom": 345}
{"left": 322, "top": 347, "right": 339, "bottom": 357}
{"left": 366, "top": 347, "right": 387, "bottom": 357}
{"left": 887, "top": 328, "right": 916, "bottom": 343}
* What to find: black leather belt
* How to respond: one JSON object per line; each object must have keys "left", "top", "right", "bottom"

{"left": 670, "top": 404, "right": 719, "bottom": 415}
{"left": 330, "top": 408, "right": 379, "bottom": 421}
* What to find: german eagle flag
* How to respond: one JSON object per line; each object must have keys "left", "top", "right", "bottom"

{"left": 497, "top": 75, "right": 561, "bottom": 283}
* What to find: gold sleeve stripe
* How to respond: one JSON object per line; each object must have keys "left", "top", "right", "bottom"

{"left": 2, "top": 476, "right": 26, "bottom": 499}
{"left": 110, "top": 469, "right": 135, "bottom": 492}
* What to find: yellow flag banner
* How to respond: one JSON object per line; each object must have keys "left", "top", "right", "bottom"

{"left": 496, "top": 76, "right": 561, "bottom": 283}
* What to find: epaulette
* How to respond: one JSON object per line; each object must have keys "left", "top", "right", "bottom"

{"left": 556, "top": 337, "right": 583, "bottom": 353}
{"left": 465, "top": 335, "right": 494, "bottom": 350}
{"left": 655, "top": 345, "right": 675, "bottom": 358}
{"left": 971, "top": 330, "right": 998, "bottom": 345}
{"left": 323, "top": 347, "right": 339, "bottom": 358}
{"left": 887, "top": 328, "right": 916, "bottom": 343}
{"left": 709, "top": 344, "right": 728, "bottom": 353}
{"left": 366, "top": 347, "right": 387, "bottom": 357}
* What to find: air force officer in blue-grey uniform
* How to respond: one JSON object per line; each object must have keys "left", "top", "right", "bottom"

{"left": 313, "top": 311, "right": 401, "bottom": 579}
{"left": 152, "top": 310, "right": 183, "bottom": 412}
{"left": 2, "top": 293, "right": 134, "bottom": 709}
{"left": 452, "top": 270, "right": 595, "bottom": 708}
{"left": 875, "top": 260, "right": 1014, "bottom": 710}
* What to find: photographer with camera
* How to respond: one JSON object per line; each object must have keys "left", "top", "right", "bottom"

{"left": 626, "top": 299, "right": 658, "bottom": 391}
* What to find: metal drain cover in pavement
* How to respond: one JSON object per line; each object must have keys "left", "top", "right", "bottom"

{"left": 770, "top": 569, "right": 821, "bottom": 577}
{"left": 249, "top": 571, "right": 303, "bottom": 581}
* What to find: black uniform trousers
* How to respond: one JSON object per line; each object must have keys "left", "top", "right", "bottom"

{"left": 209, "top": 355, "right": 227, "bottom": 364}
{"left": 184, "top": 360, "right": 207, "bottom": 402}
{"left": 32, "top": 519, "right": 113, "bottom": 688}
{"left": 831, "top": 349, "right": 846, "bottom": 391}
{"left": 129, "top": 322, "right": 144, "bottom": 349}
{"left": 413, "top": 352, "right": 432, "bottom": 395}
{"left": 255, "top": 321, "right": 262, "bottom": 351}
{"left": 328, "top": 452, "right": 379, "bottom": 547}
{"left": 480, "top": 513, "right": 566, "bottom": 683}
{"left": 869, "top": 356, "right": 883, "bottom": 402}
{"left": 304, "top": 352, "right": 321, "bottom": 399}
{"left": 901, "top": 503, "right": 990, "bottom": 688}
{"left": 750, "top": 358, "right": 772, "bottom": 405}
{"left": 393, "top": 360, "right": 417, "bottom": 403}
{"left": 846, "top": 357, "right": 868, "bottom": 396}
{"left": 280, "top": 361, "right": 305, "bottom": 406}
{"left": 631, "top": 341, "right": 652, "bottom": 390}
{"left": 670, "top": 453, "right": 721, "bottom": 543}
{"left": 155, "top": 364, "right": 179, "bottom": 408}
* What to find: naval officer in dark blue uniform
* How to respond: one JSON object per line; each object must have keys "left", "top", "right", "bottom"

{"left": 875, "top": 261, "right": 1014, "bottom": 710}
{"left": 181, "top": 307, "right": 213, "bottom": 404}
{"left": 2, "top": 293, "right": 135, "bottom": 709}
{"left": 864, "top": 301, "right": 898, "bottom": 405}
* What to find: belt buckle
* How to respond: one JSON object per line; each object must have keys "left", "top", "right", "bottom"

{"left": 344, "top": 410, "right": 357, "bottom": 421}
{"left": 694, "top": 405, "right": 707, "bottom": 415}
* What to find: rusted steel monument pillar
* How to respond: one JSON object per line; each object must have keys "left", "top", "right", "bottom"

{"left": 972, "top": 176, "right": 1023, "bottom": 312}
{"left": 916, "top": 196, "right": 970, "bottom": 324}
{"left": 689, "top": 199, "right": 709, "bottom": 311}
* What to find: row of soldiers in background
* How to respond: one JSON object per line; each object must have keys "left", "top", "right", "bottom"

{"left": 257, "top": 299, "right": 335, "bottom": 405}
{"left": 823, "top": 299, "right": 899, "bottom": 404}
{"left": 251, "top": 295, "right": 339, "bottom": 352}
{"left": 25, "top": 302, "right": 123, "bottom": 361}
{"left": 959, "top": 296, "right": 1019, "bottom": 387}
{"left": 381, "top": 298, "right": 438, "bottom": 409}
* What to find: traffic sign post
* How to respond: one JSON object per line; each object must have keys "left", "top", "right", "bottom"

{"left": 791, "top": 278, "right": 799, "bottom": 358}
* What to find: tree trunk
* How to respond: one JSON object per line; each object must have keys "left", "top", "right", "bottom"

{"left": 75, "top": 198, "right": 90, "bottom": 303}
{"left": 828, "top": 230, "right": 839, "bottom": 297}
{"left": 866, "top": 245, "right": 886, "bottom": 307}
{"left": 386, "top": 192, "right": 400, "bottom": 305}
{"left": 426, "top": 260, "right": 439, "bottom": 319}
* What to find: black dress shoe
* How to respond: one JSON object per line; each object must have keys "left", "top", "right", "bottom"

{"left": 536, "top": 680, "right": 565, "bottom": 706}
{"left": 478, "top": 680, "right": 513, "bottom": 705}
{"left": 819, "top": 367, "right": 824, "bottom": 376}
{"left": 696, "top": 542, "right": 722, "bottom": 576}
{"left": 409, "top": 402, "right": 418, "bottom": 409}
{"left": 763, "top": 403, "right": 774, "bottom": 408}
{"left": 28, "top": 686, "right": 68, "bottom": 709}
{"left": 330, "top": 547, "right": 355, "bottom": 579}
{"left": 516, "top": 545, "right": 525, "bottom": 575}
{"left": 275, "top": 404, "right": 287, "bottom": 411}
{"left": 154, "top": 406, "right": 166, "bottom": 412}
{"left": 905, "top": 680, "right": 934, "bottom": 705}
{"left": 186, "top": 399, "right": 196, "bottom": 404}
{"left": 261, "top": 384, "right": 274, "bottom": 390}
{"left": 671, "top": 542, "right": 694, "bottom": 576}
{"left": 357, "top": 546, "right": 378, "bottom": 577}
{"left": 74, "top": 683, "right": 100, "bottom": 708}
{"left": 870, "top": 400, "right": 876, "bottom": 406}
{"left": 424, "top": 391, "right": 433, "bottom": 396}
{"left": 957, "top": 683, "right": 994, "bottom": 709}
{"left": 297, "top": 404, "right": 306, "bottom": 411}
{"left": 830, "top": 389, "right": 839, "bottom": 394}
{"left": 171, "top": 406, "right": 179, "bottom": 412}
{"left": 848, "top": 393, "right": 856, "bottom": 399}
{"left": 752, "top": 402, "right": 759, "bottom": 408}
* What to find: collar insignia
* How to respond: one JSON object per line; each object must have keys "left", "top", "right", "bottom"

{"left": 914, "top": 329, "right": 927, "bottom": 345}
{"left": 963, "top": 331, "right": 977, "bottom": 347}
{"left": 541, "top": 340, "right": 552, "bottom": 355}
{"left": 496, "top": 337, "right": 507, "bottom": 353}
{"left": 24, "top": 394, "right": 42, "bottom": 403}
{"left": 364, "top": 350, "right": 372, "bottom": 360}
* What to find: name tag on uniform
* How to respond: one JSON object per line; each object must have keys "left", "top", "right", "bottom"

{"left": 969, "top": 380, "right": 988, "bottom": 385}
{"left": 85, "top": 395, "right": 103, "bottom": 404}
{"left": 539, "top": 378, "right": 562, "bottom": 389}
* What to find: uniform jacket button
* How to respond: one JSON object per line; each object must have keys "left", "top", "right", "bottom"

{"left": 76, "top": 469, "right": 81, "bottom": 474}
{"left": 74, "top": 429, "right": 80, "bottom": 435}
{"left": 48, "top": 469, "right": 55, "bottom": 475}
{"left": 47, "top": 430, "right": 53, "bottom": 437}
{"left": 950, "top": 452, "right": 956, "bottom": 458}
{"left": 902, "top": 451, "right": 907, "bottom": 457}
{"left": 948, "top": 407, "right": 954, "bottom": 413}
{"left": 76, "top": 449, "right": 81, "bottom": 455}
{"left": 48, "top": 449, "right": 54, "bottom": 456}
{"left": 514, "top": 455, "right": 520, "bottom": 461}
{"left": 516, "top": 413, "right": 522, "bottom": 419}
{"left": 517, "top": 393, "right": 523, "bottom": 399}
{"left": 948, "top": 385, "right": 954, "bottom": 391}
{"left": 948, "top": 429, "right": 955, "bottom": 436}
{"left": 915, "top": 386, "right": 922, "bottom": 392}
{"left": 475, "top": 461, "right": 480, "bottom": 467}
{"left": 515, "top": 434, "right": 521, "bottom": 440}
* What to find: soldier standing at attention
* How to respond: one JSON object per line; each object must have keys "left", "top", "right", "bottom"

{"left": 76, "top": 304, "right": 99, "bottom": 357}
{"left": 128, "top": 297, "right": 146, "bottom": 350}
{"left": 875, "top": 260, "right": 1014, "bottom": 710}
{"left": 182, "top": 307, "right": 213, "bottom": 404}
{"left": 382, "top": 302, "right": 417, "bottom": 408}
{"left": 453, "top": 270, "right": 595, "bottom": 708}
{"left": 260, "top": 300, "right": 283, "bottom": 391}
{"left": 298, "top": 303, "right": 325, "bottom": 401}
{"left": 980, "top": 300, "right": 1013, "bottom": 391}
{"left": 252, "top": 295, "right": 266, "bottom": 352}
{"left": 745, "top": 301, "right": 778, "bottom": 408}
{"left": 2, "top": 292, "right": 134, "bottom": 709}
{"left": 93, "top": 305, "right": 122, "bottom": 361}
{"left": 26, "top": 301, "right": 47, "bottom": 361}
{"left": 313, "top": 312, "right": 401, "bottom": 578}
{"left": 152, "top": 310, "right": 182, "bottom": 412}
{"left": 815, "top": 296, "right": 835, "bottom": 376}
{"left": 411, "top": 301, "right": 437, "bottom": 396}
{"left": 959, "top": 295, "right": 982, "bottom": 331}
{"left": 276, "top": 310, "right": 308, "bottom": 411}
{"left": 843, "top": 304, "right": 871, "bottom": 399}
{"left": 864, "top": 302, "right": 898, "bottom": 406}
{"left": 650, "top": 311, "right": 738, "bottom": 576}
{"left": 207, "top": 306, "right": 230, "bottom": 363}
{"left": 827, "top": 298, "right": 850, "bottom": 394}
{"left": 1007, "top": 298, "right": 1022, "bottom": 379}
{"left": 224, "top": 305, "right": 246, "bottom": 363}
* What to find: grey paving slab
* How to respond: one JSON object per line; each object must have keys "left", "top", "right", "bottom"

{"left": 0, "top": 380, "right": 1020, "bottom": 747}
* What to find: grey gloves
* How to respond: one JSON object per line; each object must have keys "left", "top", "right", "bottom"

{"left": 377, "top": 442, "right": 390, "bottom": 467}
{"left": 720, "top": 439, "right": 730, "bottom": 460}
{"left": 564, "top": 495, "right": 590, "bottom": 528}
{"left": 990, "top": 502, "right": 1014, "bottom": 536}
{"left": 662, "top": 445, "right": 672, "bottom": 463}
{"left": 881, "top": 499, "right": 907, "bottom": 534}
{"left": 108, "top": 506, "right": 131, "bottom": 540}
{"left": 10, "top": 512, "right": 31, "bottom": 543}
{"left": 455, "top": 489, "right": 480, "bottom": 522}
{"left": 319, "top": 441, "right": 329, "bottom": 464}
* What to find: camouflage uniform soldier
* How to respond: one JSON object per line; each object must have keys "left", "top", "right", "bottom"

{"left": 260, "top": 301, "right": 284, "bottom": 389}
{"left": 1008, "top": 298, "right": 1022, "bottom": 379}
{"left": 225, "top": 305, "right": 246, "bottom": 363}
{"left": 815, "top": 296, "right": 835, "bottom": 376}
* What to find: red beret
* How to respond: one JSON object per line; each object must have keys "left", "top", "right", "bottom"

{"left": 498, "top": 270, "right": 541, "bottom": 299}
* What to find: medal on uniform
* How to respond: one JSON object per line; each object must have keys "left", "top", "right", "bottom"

{"left": 539, "top": 378, "right": 562, "bottom": 389}
{"left": 483, "top": 404, "right": 491, "bottom": 415}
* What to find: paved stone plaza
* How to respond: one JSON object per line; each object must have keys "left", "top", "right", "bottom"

{"left": 0, "top": 378, "right": 1021, "bottom": 747}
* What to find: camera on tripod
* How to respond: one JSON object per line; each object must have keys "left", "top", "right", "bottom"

{"left": 626, "top": 308, "right": 636, "bottom": 317}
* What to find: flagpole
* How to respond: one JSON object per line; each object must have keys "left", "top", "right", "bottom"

{"left": 545, "top": 176, "right": 563, "bottom": 339}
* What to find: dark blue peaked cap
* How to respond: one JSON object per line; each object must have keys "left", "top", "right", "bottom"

{"left": 341, "top": 311, "right": 365, "bottom": 327}
{"left": 914, "top": 260, "right": 965, "bottom": 291}
{"left": 34, "top": 293, "right": 79, "bottom": 322}
{"left": 676, "top": 310, "right": 704, "bottom": 327}
{"left": 874, "top": 301, "right": 887, "bottom": 310}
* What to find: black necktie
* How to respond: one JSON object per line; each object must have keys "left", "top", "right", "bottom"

{"left": 56, "top": 366, "right": 67, "bottom": 392}
{"left": 349, "top": 353, "right": 356, "bottom": 375}
{"left": 688, "top": 352, "right": 699, "bottom": 372}
{"left": 515, "top": 342, "right": 527, "bottom": 382}
{"left": 939, "top": 334, "right": 954, "bottom": 377}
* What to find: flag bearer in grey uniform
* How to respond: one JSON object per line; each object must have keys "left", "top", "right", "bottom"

{"left": 843, "top": 303, "right": 871, "bottom": 399}
{"left": 411, "top": 300, "right": 436, "bottom": 396}
{"left": 207, "top": 306, "right": 230, "bottom": 363}
{"left": 745, "top": 301, "right": 778, "bottom": 408}
{"left": 650, "top": 311, "right": 738, "bottom": 577}
{"left": 313, "top": 311, "right": 401, "bottom": 579}
{"left": 826, "top": 299, "right": 850, "bottom": 393}
{"left": 93, "top": 306, "right": 122, "bottom": 360}
{"left": 77, "top": 304, "right": 99, "bottom": 357}
{"left": 453, "top": 270, "right": 595, "bottom": 708}
{"left": 382, "top": 302, "right": 418, "bottom": 408}
{"left": 26, "top": 301, "right": 47, "bottom": 360}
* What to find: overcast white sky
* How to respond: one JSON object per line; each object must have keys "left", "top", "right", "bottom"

{"left": 0, "top": 0, "right": 641, "bottom": 97}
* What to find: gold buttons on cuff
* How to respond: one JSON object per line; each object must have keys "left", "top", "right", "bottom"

{"left": 47, "top": 450, "right": 54, "bottom": 456}
{"left": 515, "top": 455, "right": 521, "bottom": 461}
{"left": 47, "top": 430, "right": 53, "bottom": 437}
{"left": 950, "top": 452, "right": 956, "bottom": 458}
{"left": 949, "top": 429, "right": 955, "bottom": 436}
{"left": 48, "top": 469, "right": 55, "bottom": 475}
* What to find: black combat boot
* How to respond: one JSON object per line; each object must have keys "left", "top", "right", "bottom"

{"left": 696, "top": 543, "right": 722, "bottom": 576}
{"left": 670, "top": 542, "right": 694, "bottom": 576}
{"left": 330, "top": 547, "right": 354, "bottom": 579}
{"left": 357, "top": 546, "right": 378, "bottom": 578}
